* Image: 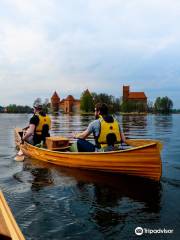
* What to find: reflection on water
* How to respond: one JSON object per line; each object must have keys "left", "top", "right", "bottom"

{"left": 154, "top": 114, "right": 173, "bottom": 129}
{"left": 14, "top": 163, "right": 54, "bottom": 192}
{"left": 0, "top": 113, "right": 180, "bottom": 239}
{"left": 15, "top": 159, "right": 162, "bottom": 209}
{"left": 121, "top": 114, "right": 148, "bottom": 138}
{"left": 13, "top": 159, "right": 162, "bottom": 239}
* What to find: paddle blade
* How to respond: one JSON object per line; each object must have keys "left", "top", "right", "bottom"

{"left": 14, "top": 149, "right": 25, "bottom": 161}
{"left": 14, "top": 155, "right": 25, "bottom": 161}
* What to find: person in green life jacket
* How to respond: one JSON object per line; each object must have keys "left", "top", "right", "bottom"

{"left": 22, "top": 103, "right": 51, "bottom": 146}
{"left": 73, "top": 103, "right": 126, "bottom": 152}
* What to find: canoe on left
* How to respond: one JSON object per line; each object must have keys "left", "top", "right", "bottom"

{"left": 0, "top": 191, "right": 25, "bottom": 240}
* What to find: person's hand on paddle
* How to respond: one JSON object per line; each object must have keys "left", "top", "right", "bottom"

{"left": 72, "top": 129, "right": 90, "bottom": 139}
{"left": 72, "top": 132, "right": 79, "bottom": 139}
{"left": 20, "top": 138, "right": 24, "bottom": 145}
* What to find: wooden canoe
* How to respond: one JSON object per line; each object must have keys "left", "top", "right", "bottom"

{"left": 15, "top": 128, "right": 162, "bottom": 181}
{"left": 0, "top": 191, "right": 25, "bottom": 240}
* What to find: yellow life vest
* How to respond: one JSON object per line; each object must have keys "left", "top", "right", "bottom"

{"left": 97, "top": 116, "right": 121, "bottom": 148}
{"left": 35, "top": 114, "right": 51, "bottom": 135}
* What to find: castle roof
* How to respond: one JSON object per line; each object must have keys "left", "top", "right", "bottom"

{"left": 128, "top": 92, "right": 147, "bottom": 99}
{"left": 66, "top": 95, "right": 74, "bottom": 101}
{"left": 51, "top": 91, "right": 60, "bottom": 100}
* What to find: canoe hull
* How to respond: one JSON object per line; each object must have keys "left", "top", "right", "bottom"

{"left": 15, "top": 128, "right": 162, "bottom": 181}
{"left": 0, "top": 191, "right": 25, "bottom": 240}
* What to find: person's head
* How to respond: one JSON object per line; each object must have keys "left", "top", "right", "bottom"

{"left": 33, "top": 103, "right": 43, "bottom": 113}
{"left": 94, "top": 103, "right": 109, "bottom": 119}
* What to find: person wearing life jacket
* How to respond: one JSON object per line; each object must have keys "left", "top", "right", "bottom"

{"left": 73, "top": 103, "right": 126, "bottom": 152}
{"left": 96, "top": 114, "right": 122, "bottom": 150}
{"left": 22, "top": 103, "right": 51, "bottom": 145}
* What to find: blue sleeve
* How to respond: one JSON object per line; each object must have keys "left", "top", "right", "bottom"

{"left": 87, "top": 121, "right": 95, "bottom": 134}
{"left": 87, "top": 120, "right": 100, "bottom": 137}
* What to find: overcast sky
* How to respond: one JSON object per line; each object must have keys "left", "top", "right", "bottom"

{"left": 0, "top": 0, "right": 180, "bottom": 108}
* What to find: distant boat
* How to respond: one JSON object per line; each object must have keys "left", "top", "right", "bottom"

{"left": 15, "top": 128, "right": 162, "bottom": 181}
{"left": 0, "top": 191, "right": 25, "bottom": 240}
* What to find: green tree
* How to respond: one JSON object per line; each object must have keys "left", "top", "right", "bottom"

{"left": 120, "top": 101, "right": 136, "bottom": 112}
{"left": 120, "top": 100, "right": 147, "bottom": 113}
{"left": 147, "top": 101, "right": 153, "bottom": 113}
{"left": 154, "top": 96, "right": 173, "bottom": 113}
{"left": 80, "top": 90, "right": 94, "bottom": 112}
{"left": 42, "top": 98, "right": 50, "bottom": 113}
{"left": 0, "top": 106, "right": 4, "bottom": 112}
{"left": 111, "top": 97, "right": 121, "bottom": 113}
{"left": 6, "top": 104, "right": 32, "bottom": 113}
{"left": 92, "top": 93, "right": 112, "bottom": 105}
{"left": 92, "top": 92, "right": 120, "bottom": 113}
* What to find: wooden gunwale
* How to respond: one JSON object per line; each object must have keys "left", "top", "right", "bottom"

{"left": 14, "top": 128, "right": 160, "bottom": 155}
{"left": 22, "top": 141, "right": 157, "bottom": 155}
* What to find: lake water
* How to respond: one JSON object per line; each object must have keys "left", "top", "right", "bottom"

{"left": 0, "top": 113, "right": 180, "bottom": 240}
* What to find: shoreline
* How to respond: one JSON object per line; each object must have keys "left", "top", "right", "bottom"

{"left": 0, "top": 112, "right": 180, "bottom": 115}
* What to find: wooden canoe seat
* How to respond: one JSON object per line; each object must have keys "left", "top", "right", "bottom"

{"left": 46, "top": 136, "right": 69, "bottom": 151}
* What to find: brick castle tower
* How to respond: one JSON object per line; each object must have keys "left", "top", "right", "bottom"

{"left": 123, "top": 86, "right": 130, "bottom": 101}
{"left": 51, "top": 91, "right": 60, "bottom": 112}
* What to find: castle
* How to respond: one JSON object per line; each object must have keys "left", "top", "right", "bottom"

{"left": 50, "top": 86, "right": 147, "bottom": 113}
{"left": 51, "top": 91, "right": 80, "bottom": 113}
{"left": 123, "top": 85, "right": 147, "bottom": 110}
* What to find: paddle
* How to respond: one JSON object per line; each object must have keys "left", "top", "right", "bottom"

{"left": 14, "top": 149, "right": 25, "bottom": 161}
{"left": 14, "top": 135, "right": 25, "bottom": 161}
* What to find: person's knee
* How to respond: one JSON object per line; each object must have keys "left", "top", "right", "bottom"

{"left": 77, "top": 139, "right": 85, "bottom": 151}
{"left": 77, "top": 139, "right": 86, "bottom": 144}
{"left": 77, "top": 139, "right": 95, "bottom": 152}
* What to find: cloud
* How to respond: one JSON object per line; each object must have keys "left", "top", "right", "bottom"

{"left": 0, "top": 0, "right": 180, "bottom": 107}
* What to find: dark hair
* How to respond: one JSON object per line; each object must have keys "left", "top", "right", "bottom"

{"left": 33, "top": 103, "right": 42, "bottom": 110}
{"left": 95, "top": 103, "right": 109, "bottom": 115}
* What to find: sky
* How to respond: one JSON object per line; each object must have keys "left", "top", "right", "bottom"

{"left": 0, "top": 0, "right": 180, "bottom": 108}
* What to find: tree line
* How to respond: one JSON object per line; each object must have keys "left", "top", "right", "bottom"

{"left": 120, "top": 96, "right": 173, "bottom": 114}
{"left": 80, "top": 91, "right": 120, "bottom": 113}
{"left": 0, "top": 98, "right": 49, "bottom": 113}
{"left": 0, "top": 104, "right": 32, "bottom": 113}
{"left": 153, "top": 97, "right": 173, "bottom": 114}
{"left": 0, "top": 93, "right": 176, "bottom": 114}
{"left": 80, "top": 90, "right": 174, "bottom": 114}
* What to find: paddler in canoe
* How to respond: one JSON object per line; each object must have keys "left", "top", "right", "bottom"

{"left": 16, "top": 103, "right": 51, "bottom": 161}
{"left": 21, "top": 103, "right": 51, "bottom": 146}
{"left": 73, "top": 103, "right": 126, "bottom": 152}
